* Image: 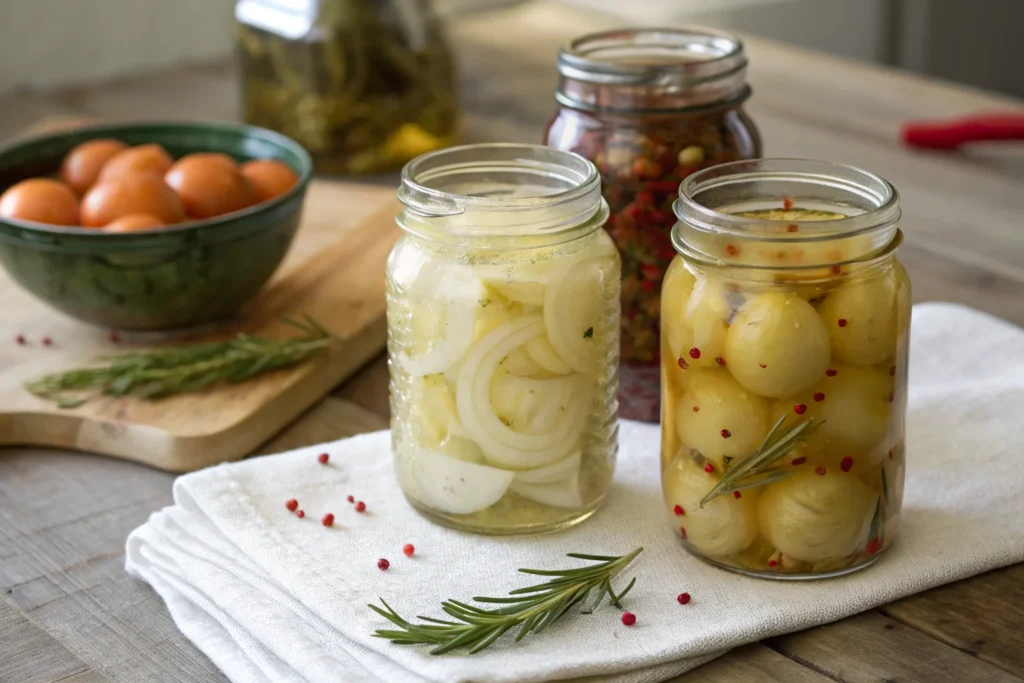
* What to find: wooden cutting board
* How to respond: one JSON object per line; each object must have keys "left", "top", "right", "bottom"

{"left": 0, "top": 179, "right": 400, "bottom": 471}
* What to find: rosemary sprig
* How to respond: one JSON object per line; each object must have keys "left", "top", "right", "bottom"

{"left": 26, "top": 315, "right": 335, "bottom": 408}
{"left": 699, "top": 415, "right": 821, "bottom": 508}
{"left": 369, "top": 547, "right": 643, "bottom": 655}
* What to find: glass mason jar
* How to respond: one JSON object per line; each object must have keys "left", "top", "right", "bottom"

{"left": 236, "top": 0, "right": 458, "bottom": 174}
{"left": 660, "top": 160, "right": 910, "bottom": 579}
{"left": 386, "top": 144, "right": 621, "bottom": 535}
{"left": 544, "top": 28, "right": 761, "bottom": 422}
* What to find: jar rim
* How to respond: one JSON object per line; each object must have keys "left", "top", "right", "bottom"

{"left": 672, "top": 158, "right": 902, "bottom": 272}
{"left": 397, "top": 143, "right": 607, "bottom": 243}
{"left": 555, "top": 27, "right": 748, "bottom": 112}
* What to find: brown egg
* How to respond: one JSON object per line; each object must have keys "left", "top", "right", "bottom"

{"left": 240, "top": 159, "right": 298, "bottom": 203}
{"left": 165, "top": 153, "right": 256, "bottom": 219}
{"left": 81, "top": 172, "right": 186, "bottom": 227}
{"left": 0, "top": 178, "right": 80, "bottom": 225}
{"left": 104, "top": 213, "right": 167, "bottom": 233}
{"left": 60, "top": 138, "right": 128, "bottom": 195}
{"left": 98, "top": 144, "right": 173, "bottom": 183}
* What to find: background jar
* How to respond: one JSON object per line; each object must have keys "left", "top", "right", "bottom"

{"left": 387, "top": 143, "right": 621, "bottom": 535}
{"left": 236, "top": 0, "right": 458, "bottom": 174}
{"left": 660, "top": 159, "right": 910, "bottom": 579}
{"left": 544, "top": 28, "right": 762, "bottom": 422}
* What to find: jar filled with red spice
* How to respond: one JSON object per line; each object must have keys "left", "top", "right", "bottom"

{"left": 544, "top": 28, "right": 761, "bottom": 421}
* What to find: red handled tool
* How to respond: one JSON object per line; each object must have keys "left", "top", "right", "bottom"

{"left": 900, "top": 113, "right": 1024, "bottom": 150}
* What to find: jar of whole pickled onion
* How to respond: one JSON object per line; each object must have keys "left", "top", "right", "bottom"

{"left": 661, "top": 159, "right": 910, "bottom": 579}
{"left": 386, "top": 143, "right": 621, "bottom": 534}
{"left": 544, "top": 28, "right": 761, "bottom": 422}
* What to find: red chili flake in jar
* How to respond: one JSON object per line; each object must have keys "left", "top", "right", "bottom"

{"left": 621, "top": 612, "right": 637, "bottom": 626}
{"left": 403, "top": 544, "right": 415, "bottom": 558}
{"left": 813, "top": 392, "right": 825, "bottom": 402}
{"left": 640, "top": 279, "right": 654, "bottom": 292}
{"left": 673, "top": 505, "right": 685, "bottom": 516}
{"left": 887, "top": 392, "right": 895, "bottom": 403}
{"left": 689, "top": 347, "right": 701, "bottom": 359}
{"left": 677, "top": 357, "right": 689, "bottom": 370}
{"left": 889, "top": 365, "right": 896, "bottom": 376}
{"left": 837, "top": 318, "right": 848, "bottom": 327}
{"left": 677, "top": 592, "right": 691, "bottom": 605}
{"left": 692, "top": 406, "right": 700, "bottom": 412}
{"left": 786, "top": 224, "right": 799, "bottom": 233}
{"left": 888, "top": 448, "right": 894, "bottom": 460}
{"left": 321, "top": 513, "right": 335, "bottom": 527}
{"left": 825, "top": 368, "right": 837, "bottom": 377}
{"left": 355, "top": 501, "right": 367, "bottom": 513}
{"left": 791, "top": 457, "right": 807, "bottom": 466}
{"left": 814, "top": 466, "right": 827, "bottom": 476}
{"left": 794, "top": 404, "right": 807, "bottom": 415}
{"left": 720, "top": 429, "right": 731, "bottom": 439}
{"left": 377, "top": 558, "right": 390, "bottom": 571}
{"left": 831, "top": 265, "right": 843, "bottom": 275}
{"left": 866, "top": 538, "right": 881, "bottom": 556}
{"left": 715, "top": 357, "right": 726, "bottom": 366}
{"left": 317, "top": 452, "right": 329, "bottom": 464}
{"left": 725, "top": 244, "right": 739, "bottom": 256}
{"left": 840, "top": 456, "right": 854, "bottom": 472}
{"left": 758, "top": 363, "right": 767, "bottom": 369}
{"left": 783, "top": 197, "right": 794, "bottom": 210}
{"left": 768, "top": 559, "right": 778, "bottom": 568}
{"left": 285, "top": 498, "right": 298, "bottom": 512}
{"left": 704, "top": 462, "right": 715, "bottom": 473}
{"left": 109, "top": 331, "right": 120, "bottom": 343}
{"left": 733, "top": 491, "right": 742, "bottom": 500}
{"left": 680, "top": 526, "right": 687, "bottom": 539}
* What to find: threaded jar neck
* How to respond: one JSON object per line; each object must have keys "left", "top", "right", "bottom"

{"left": 555, "top": 28, "right": 749, "bottom": 113}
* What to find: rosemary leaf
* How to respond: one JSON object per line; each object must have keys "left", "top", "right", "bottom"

{"left": 700, "top": 417, "right": 821, "bottom": 508}
{"left": 25, "top": 318, "right": 335, "bottom": 408}
{"left": 369, "top": 548, "right": 642, "bottom": 655}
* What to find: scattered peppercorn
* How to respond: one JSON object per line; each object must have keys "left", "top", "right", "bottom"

{"left": 285, "top": 498, "right": 298, "bottom": 512}
{"left": 15, "top": 334, "right": 26, "bottom": 345}
{"left": 42, "top": 337, "right": 53, "bottom": 346}
{"left": 677, "top": 592, "right": 691, "bottom": 605}
{"left": 377, "top": 558, "right": 390, "bottom": 571}
{"left": 355, "top": 501, "right": 366, "bottom": 513}
{"left": 317, "top": 452, "right": 329, "bottom": 464}
{"left": 403, "top": 544, "right": 415, "bottom": 558}
{"left": 322, "top": 513, "right": 335, "bottom": 527}
{"left": 621, "top": 612, "right": 637, "bottom": 626}
{"left": 296, "top": 510, "right": 305, "bottom": 518}
{"left": 347, "top": 495, "right": 355, "bottom": 503}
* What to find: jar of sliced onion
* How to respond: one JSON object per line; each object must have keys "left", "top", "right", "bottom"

{"left": 386, "top": 143, "right": 621, "bottom": 534}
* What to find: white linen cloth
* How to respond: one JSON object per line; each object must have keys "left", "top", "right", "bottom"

{"left": 126, "top": 303, "right": 1024, "bottom": 683}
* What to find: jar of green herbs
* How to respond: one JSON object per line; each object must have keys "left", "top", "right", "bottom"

{"left": 236, "top": 0, "right": 459, "bottom": 174}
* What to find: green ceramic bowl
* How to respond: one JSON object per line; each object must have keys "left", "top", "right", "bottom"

{"left": 0, "top": 121, "right": 312, "bottom": 330}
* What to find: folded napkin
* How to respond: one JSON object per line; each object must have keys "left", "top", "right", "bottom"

{"left": 126, "top": 303, "right": 1024, "bottom": 683}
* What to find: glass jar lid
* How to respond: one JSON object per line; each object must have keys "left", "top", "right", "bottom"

{"left": 555, "top": 28, "right": 749, "bottom": 112}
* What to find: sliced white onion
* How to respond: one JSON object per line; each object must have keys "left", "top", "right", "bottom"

{"left": 544, "top": 256, "right": 614, "bottom": 374}
{"left": 513, "top": 451, "right": 581, "bottom": 484}
{"left": 411, "top": 450, "right": 514, "bottom": 515}
{"left": 400, "top": 279, "right": 482, "bottom": 377}
{"left": 456, "top": 317, "right": 589, "bottom": 469}
{"left": 499, "top": 346, "right": 547, "bottom": 377}
{"left": 486, "top": 279, "right": 546, "bottom": 307}
{"left": 413, "top": 375, "right": 469, "bottom": 444}
{"left": 510, "top": 472, "right": 583, "bottom": 509}
{"left": 524, "top": 335, "right": 573, "bottom": 375}
{"left": 490, "top": 371, "right": 577, "bottom": 435}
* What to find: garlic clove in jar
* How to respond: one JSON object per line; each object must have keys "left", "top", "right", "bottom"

{"left": 663, "top": 454, "right": 760, "bottom": 556}
{"left": 724, "top": 292, "right": 831, "bottom": 398}
{"left": 675, "top": 369, "right": 769, "bottom": 468}
{"left": 758, "top": 469, "right": 875, "bottom": 563}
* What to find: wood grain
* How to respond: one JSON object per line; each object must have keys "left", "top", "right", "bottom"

{"left": 0, "top": 187, "right": 399, "bottom": 472}
{"left": 879, "top": 564, "right": 1024, "bottom": 677}
{"left": 767, "top": 611, "right": 1023, "bottom": 683}
{"left": 670, "top": 643, "right": 833, "bottom": 682}
{"left": 0, "top": 600, "right": 108, "bottom": 683}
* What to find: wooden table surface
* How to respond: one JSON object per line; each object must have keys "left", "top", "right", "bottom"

{"left": 2, "top": 3, "right": 1023, "bottom": 682}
